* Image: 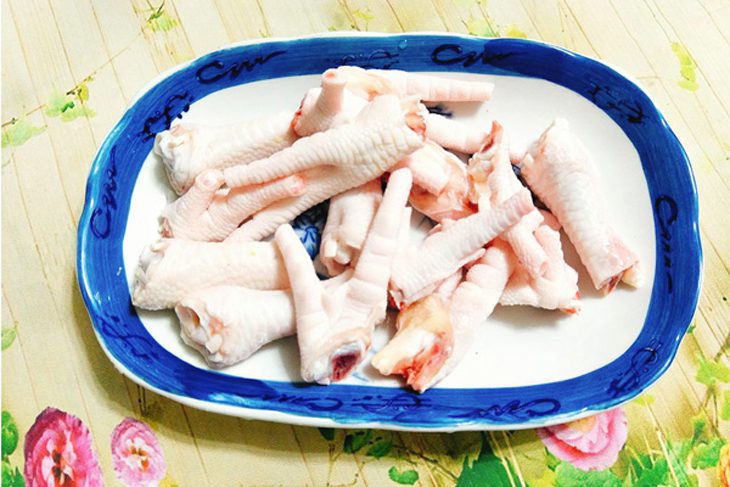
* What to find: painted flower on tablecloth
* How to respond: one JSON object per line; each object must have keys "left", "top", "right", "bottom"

{"left": 719, "top": 443, "right": 730, "bottom": 487}
{"left": 537, "top": 407, "right": 628, "bottom": 471}
{"left": 24, "top": 407, "right": 103, "bottom": 486}
{"left": 111, "top": 417, "right": 166, "bottom": 486}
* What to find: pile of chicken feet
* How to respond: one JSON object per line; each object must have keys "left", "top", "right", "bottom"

{"left": 132, "top": 66, "right": 641, "bottom": 392}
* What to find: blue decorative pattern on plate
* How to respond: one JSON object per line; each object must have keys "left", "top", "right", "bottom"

{"left": 77, "top": 33, "right": 701, "bottom": 431}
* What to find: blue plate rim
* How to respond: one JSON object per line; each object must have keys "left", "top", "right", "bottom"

{"left": 76, "top": 32, "right": 702, "bottom": 431}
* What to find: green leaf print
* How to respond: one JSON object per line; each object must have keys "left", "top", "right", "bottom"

{"left": 365, "top": 435, "right": 393, "bottom": 458}
{"left": 628, "top": 452, "right": 669, "bottom": 487}
{"left": 502, "top": 24, "right": 527, "bottom": 38}
{"left": 343, "top": 430, "right": 372, "bottom": 453}
{"left": 456, "top": 433, "right": 513, "bottom": 486}
{"left": 1, "top": 411, "right": 18, "bottom": 458}
{"left": 1, "top": 324, "right": 17, "bottom": 351}
{"left": 464, "top": 17, "right": 499, "bottom": 37}
{"left": 721, "top": 390, "right": 730, "bottom": 421}
{"left": 147, "top": 2, "right": 178, "bottom": 33}
{"left": 1, "top": 119, "right": 45, "bottom": 148}
{"left": 691, "top": 437, "right": 726, "bottom": 469}
{"left": 692, "top": 412, "right": 707, "bottom": 442}
{"left": 351, "top": 8, "right": 373, "bottom": 30}
{"left": 696, "top": 355, "right": 730, "bottom": 385}
{"left": 45, "top": 89, "right": 95, "bottom": 122}
{"left": 11, "top": 467, "right": 23, "bottom": 487}
{"left": 671, "top": 42, "right": 699, "bottom": 92}
{"left": 388, "top": 466, "right": 419, "bottom": 485}
{"left": 2, "top": 461, "right": 13, "bottom": 487}
{"left": 317, "top": 427, "right": 335, "bottom": 441}
{"left": 554, "top": 462, "right": 621, "bottom": 487}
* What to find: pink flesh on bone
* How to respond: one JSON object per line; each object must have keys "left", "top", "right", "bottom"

{"left": 406, "top": 141, "right": 475, "bottom": 223}
{"left": 320, "top": 179, "right": 383, "bottom": 276}
{"left": 274, "top": 168, "right": 413, "bottom": 384}
{"left": 520, "top": 119, "right": 640, "bottom": 291}
{"left": 132, "top": 239, "right": 288, "bottom": 310}
{"left": 371, "top": 295, "right": 454, "bottom": 392}
{"left": 154, "top": 111, "right": 297, "bottom": 194}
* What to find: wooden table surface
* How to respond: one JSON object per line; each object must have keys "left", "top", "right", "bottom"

{"left": 2, "top": 1, "right": 728, "bottom": 486}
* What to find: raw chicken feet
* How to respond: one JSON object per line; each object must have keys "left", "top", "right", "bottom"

{"left": 390, "top": 188, "right": 533, "bottom": 307}
{"left": 224, "top": 95, "right": 424, "bottom": 241}
{"left": 162, "top": 170, "right": 305, "bottom": 241}
{"left": 521, "top": 119, "right": 640, "bottom": 292}
{"left": 132, "top": 239, "right": 288, "bottom": 310}
{"left": 155, "top": 111, "right": 297, "bottom": 194}
{"left": 274, "top": 168, "right": 413, "bottom": 384}
{"left": 319, "top": 179, "right": 383, "bottom": 276}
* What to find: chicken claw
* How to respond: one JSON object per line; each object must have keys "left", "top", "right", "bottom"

{"left": 374, "top": 241, "right": 513, "bottom": 392}
{"left": 521, "top": 119, "right": 640, "bottom": 292}
{"left": 390, "top": 188, "right": 533, "bottom": 307}
{"left": 499, "top": 221, "right": 581, "bottom": 313}
{"left": 334, "top": 66, "right": 495, "bottom": 102}
{"left": 162, "top": 170, "right": 305, "bottom": 241}
{"left": 224, "top": 95, "right": 424, "bottom": 241}
{"left": 154, "top": 111, "right": 297, "bottom": 194}
{"left": 274, "top": 168, "right": 413, "bottom": 384}
{"left": 132, "top": 239, "right": 288, "bottom": 310}
{"left": 424, "top": 111, "right": 491, "bottom": 154}
{"left": 319, "top": 179, "right": 383, "bottom": 276}
{"left": 468, "top": 122, "right": 548, "bottom": 278}
{"left": 292, "top": 69, "right": 368, "bottom": 136}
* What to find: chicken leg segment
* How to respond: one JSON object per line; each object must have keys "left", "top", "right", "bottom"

{"left": 132, "top": 239, "right": 288, "bottom": 310}
{"left": 225, "top": 95, "right": 424, "bottom": 241}
{"left": 162, "top": 170, "right": 306, "bottom": 241}
{"left": 274, "top": 168, "right": 413, "bottom": 384}
{"left": 390, "top": 188, "right": 534, "bottom": 307}
{"left": 468, "top": 122, "right": 548, "bottom": 278}
{"left": 373, "top": 241, "right": 513, "bottom": 392}
{"left": 319, "top": 179, "right": 383, "bottom": 276}
{"left": 520, "top": 119, "right": 640, "bottom": 292}
{"left": 154, "top": 111, "right": 297, "bottom": 194}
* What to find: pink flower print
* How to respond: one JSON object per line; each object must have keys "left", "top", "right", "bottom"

{"left": 24, "top": 407, "right": 104, "bottom": 487}
{"left": 110, "top": 418, "right": 166, "bottom": 486}
{"left": 537, "top": 407, "right": 628, "bottom": 471}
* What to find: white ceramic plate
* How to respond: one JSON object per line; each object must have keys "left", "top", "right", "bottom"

{"left": 78, "top": 33, "right": 701, "bottom": 431}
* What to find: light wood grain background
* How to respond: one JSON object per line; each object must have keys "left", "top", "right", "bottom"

{"left": 2, "top": 0, "right": 728, "bottom": 485}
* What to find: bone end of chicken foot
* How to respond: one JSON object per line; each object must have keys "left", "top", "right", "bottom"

{"left": 175, "top": 287, "right": 296, "bottom": 368}
{"left": 313, "top": 334, "right": 370, "bottom": 385}
{"left": 154, "top": 124, "right": 200, "bottom": 194}
{"left": 371, "top": 295, "right": 454, "bottom": 393}
{"left": 132, "top": 239, "right": 168, "bottom": 308}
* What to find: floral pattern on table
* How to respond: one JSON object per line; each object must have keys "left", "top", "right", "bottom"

{"left": 4, "top": 340, "right": 727, "bottom": 487}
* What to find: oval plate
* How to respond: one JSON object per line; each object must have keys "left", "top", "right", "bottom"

{"left": 77, "top": 33, "right": 701, "bottom": 431}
